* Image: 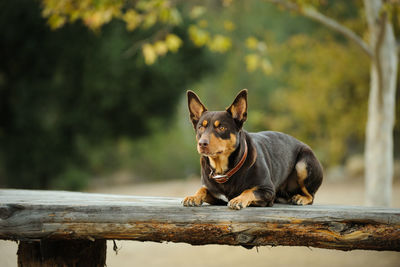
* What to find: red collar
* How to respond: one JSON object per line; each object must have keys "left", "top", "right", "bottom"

{"left": 209, "top": 140, "right": 248, "bottom": 184}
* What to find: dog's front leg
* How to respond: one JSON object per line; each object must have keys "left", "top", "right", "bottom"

{"left": 182, "top": 186, "right": 219, "bottom": 207}
{"left": 228, "top": 187, "right": 259, "bottom": 210}
{"left": 228, "top": 186, "right": 275, "bottom": 210}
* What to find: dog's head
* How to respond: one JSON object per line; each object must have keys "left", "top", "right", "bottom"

{"left": 187, "top": 89, "right": 248, "bottom": 157}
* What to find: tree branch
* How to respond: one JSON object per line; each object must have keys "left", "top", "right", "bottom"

{"left": 123, "top": 26, "right": 172, "bottom": 57}
{"left": 375, "top": 11, "right": 387, "bottom": 107}
{"left": 266, "top": 0, "right": 373, "bottom": 58}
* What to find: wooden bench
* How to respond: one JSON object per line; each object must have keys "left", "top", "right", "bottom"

{"left": 1, "top": 189, "right": 399, "bottom": 266}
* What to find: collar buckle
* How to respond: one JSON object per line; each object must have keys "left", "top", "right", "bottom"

{"left": 209, "top": 172, "right": 229, "bottom": 183}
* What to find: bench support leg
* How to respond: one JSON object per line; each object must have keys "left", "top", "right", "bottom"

{"left": 17, "top": 239, "right": 106, "bottom": 267}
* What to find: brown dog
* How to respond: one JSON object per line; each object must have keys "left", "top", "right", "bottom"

{"left": 182, "top": 89, "right": 323, "bottom": 210}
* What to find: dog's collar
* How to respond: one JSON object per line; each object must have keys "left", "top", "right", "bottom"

{"left": 209, "top": 140, "right": 248, "bottom": 184}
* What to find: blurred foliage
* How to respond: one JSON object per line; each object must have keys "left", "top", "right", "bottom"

{"left": 1, "top": 0, "right": 399, "bottom": 189}
{"left": 264, "top": 36, "right": 369, "bottom": 165}
{"left": 41, "top": 0, "right": 185, "bottom": 64}
{"left": 180, "top": 0, "right": 391, "bottom": 168}
{"left": 0, "top": 0, "right": 213, "bottom": 189}
{"left": 127, "top": 106, "right": 200, "bottom": 181}
{"left": 125, "top": 0, "right": 373, "bottom": 180}
{"left": 40, "top": 0, "right": 239, "bottom": 64}
{"left": 41, "top": 0, "right": 182, "bottom": 30}
{"left": 83, "top": 100, "right": 201, "bottom": 182}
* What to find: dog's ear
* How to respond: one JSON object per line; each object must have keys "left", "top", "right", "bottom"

{"left": 187, "top": 90, "right": 207, "bottom": 128}
{"left": 226, "top": 89, "right": 248, "bottom": 128}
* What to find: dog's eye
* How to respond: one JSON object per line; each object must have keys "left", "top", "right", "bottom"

{"left": 218, "top": 126, "right": 226, "bottom": 131}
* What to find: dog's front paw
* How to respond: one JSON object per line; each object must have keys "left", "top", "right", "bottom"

{"left": 182, "top": 196, "right": 203, "bottom": 207}
{"left": 228, "top": 197, "right": 249, "bottom": 210}
{"left": 291, "top": 194, "right": 313, "bottom": 205}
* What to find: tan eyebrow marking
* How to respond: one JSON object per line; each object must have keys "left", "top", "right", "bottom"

{"left": 214, "top": 120, "right": 220, "bottom": 127}
{"left": 202, "top": 120, "right": 208, "bottom": 127}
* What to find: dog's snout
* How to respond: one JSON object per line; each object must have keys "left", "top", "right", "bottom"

{"left": 199, "top": 139, "right": 209, "bottom": 147}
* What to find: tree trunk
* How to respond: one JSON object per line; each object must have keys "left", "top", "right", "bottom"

{"left": 364, "top": 0, "right": 398, "bottom": 206}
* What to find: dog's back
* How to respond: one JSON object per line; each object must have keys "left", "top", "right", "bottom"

{"left": 250, "top": 131, "right": 323, "bottom": 203}
{"left": 250, "top": 131, "right": 309, "bottom": 185}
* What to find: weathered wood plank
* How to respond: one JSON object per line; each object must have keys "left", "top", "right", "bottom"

{"left": 1, "top": 189, "right": 399, "bottom": 251}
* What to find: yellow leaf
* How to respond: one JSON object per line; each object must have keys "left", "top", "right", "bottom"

{"left": 142, "top": 43, "right": 157, "bottom": 65}
{"left": 165, "top": 34, "right": 182, "bottom": 53}
{"left": 84, "top": 13, "right": 102, "bottom": 30}
{"left": 190, "top": 6, "right": 206, "bottom": 19}
{"left": 48, "top": 14, "right": 67, "bottom": 30}
{"left": 245, "top": 54, "right": 259, "bottom": 72}
{"left": 169, "top": 8, "right": 182, "bottom": 25}
{"left": 154, "top": 41, "right": 168, "bottom": 56}
{"left": 143, "top": 12, "right": 157, "bottom": 28}
{"left": 159, "top": 8, "right": 171, "bottom": 23}
{"left": 208, "top": 35, "right": 232, "bottom": 53}
{"left": 188, "top": 25, "right": 210, "bottom": 47}
{"left": 123, "top": 10, "right": 142, "bottom": 31}
{"left": 246, "top": 37, "right": 259, "bottom": 50}
{"left": 70, "top": 11, "right": 81, "bottom": 22}
{"left": 83, "top": 9, "right": 114, "bottom": 30}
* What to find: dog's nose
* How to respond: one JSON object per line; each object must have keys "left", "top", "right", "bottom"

{"left": 199, "top": 139, "right": 209, "bottom": 147}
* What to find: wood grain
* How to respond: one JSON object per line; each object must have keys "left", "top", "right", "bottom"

{"left": 1, "top": 189, "right": 399, "bottom": 251}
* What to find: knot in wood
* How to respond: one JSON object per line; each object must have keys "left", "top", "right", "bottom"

{"left": 236, "top": 233, "right": 254, "bottom": 244}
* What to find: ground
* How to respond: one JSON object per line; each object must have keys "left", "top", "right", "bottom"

{"left": 1, "top": 178, "right": 399, "bottom": 267}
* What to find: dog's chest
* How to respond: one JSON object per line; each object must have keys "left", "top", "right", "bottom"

{"left": 207, "top": 182, "right": 243, "bottom": 202}
{"left": 214, "top": 193, "right": 229, "bottom": 202}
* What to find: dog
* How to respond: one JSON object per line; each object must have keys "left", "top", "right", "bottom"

{"left": 182, "top": 89, "right": 323, "bottom": 210}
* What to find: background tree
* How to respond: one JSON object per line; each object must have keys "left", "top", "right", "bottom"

{"left": 264, "top": 0, "right": 399, "bottom": 206}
